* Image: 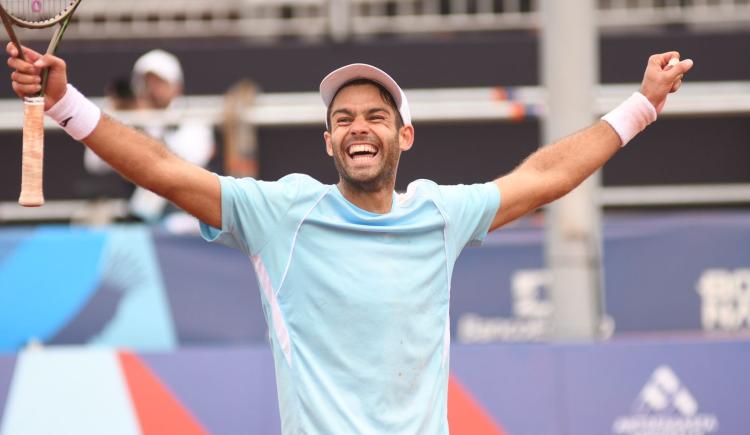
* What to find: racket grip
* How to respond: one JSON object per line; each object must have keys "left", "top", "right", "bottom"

{"left": 18, "top": 97, "right": 46, "bottom": 207}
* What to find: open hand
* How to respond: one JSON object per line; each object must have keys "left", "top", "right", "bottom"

{"left": 640, "top": 51, "right": 694, "bottom": 114}
{"left": 6, "top": 42, "right": 68, "bottom": 110}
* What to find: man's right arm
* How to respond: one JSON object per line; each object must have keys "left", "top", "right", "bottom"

{"left": 7, "top": 43, "right": 222, "bottom": 228}
{"left": 84, "top": 115, "right": 221, "bottom": 228}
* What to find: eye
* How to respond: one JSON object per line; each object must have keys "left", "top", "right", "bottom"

{"left": 370, "top": 114, "right": 385, "bottom": 121}
{"left": 336, "top": 117, "right": 352, "bottom": 125}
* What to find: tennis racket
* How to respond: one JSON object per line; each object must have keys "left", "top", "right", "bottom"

{"left": 0, "top": 0, "right": 82, "bottom": 207}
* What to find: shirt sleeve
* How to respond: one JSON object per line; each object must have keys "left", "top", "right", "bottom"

{"left": 200, "top": 174, "right": 300, "bottom": 255}
{"left": 438, "top": 181, "right": 501, "bottom": 249}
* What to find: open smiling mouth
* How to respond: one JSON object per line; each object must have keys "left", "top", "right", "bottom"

{"left": 347, "top": 144, "right": 379, "bottom": 161}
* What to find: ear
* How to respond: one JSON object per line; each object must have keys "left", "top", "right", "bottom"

{"left": 324, "top": 131, "right": 334, "bottom": 156}
{"left": 398, "top": 125, "right": 415, "bottom": 151}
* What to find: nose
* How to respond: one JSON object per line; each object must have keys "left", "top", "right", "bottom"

{"left": 349, "top": 115, "right": 370, "bottom": 136}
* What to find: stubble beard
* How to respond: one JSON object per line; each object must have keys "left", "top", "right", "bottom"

{"left": 332, "top": 132, "right": 400, "bottom": 193}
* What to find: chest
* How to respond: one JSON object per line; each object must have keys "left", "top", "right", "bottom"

{"left": 279, "top": 207, "right": 451, "bottom": 308}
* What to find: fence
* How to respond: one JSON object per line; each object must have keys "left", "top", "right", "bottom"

{"left": 11, "top": 0, "right": 750, "bottom": 41}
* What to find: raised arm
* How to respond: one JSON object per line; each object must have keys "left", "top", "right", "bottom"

{"left": 7, "top": 44, "right": 222, "bottom": 228}
{"left": 489, "top": 51, "right": 694, "bottom": 231}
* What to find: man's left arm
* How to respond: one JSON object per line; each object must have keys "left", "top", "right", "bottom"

{"left": 489, "top": 51, "right": 694, "bottom": 231}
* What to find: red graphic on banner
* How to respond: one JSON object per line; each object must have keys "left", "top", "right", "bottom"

{"left": 118, "top": 352, "right": 208, "bottom": 435}
{"left": 448, "top": 374, "right": 507, "bottom": 435}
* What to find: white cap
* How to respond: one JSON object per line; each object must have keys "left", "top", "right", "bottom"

{"left": 131, "top": 49, "right": 183, "bottom": 93}
{"left": 320, "top": 63, "right": 412, "bottom": 128}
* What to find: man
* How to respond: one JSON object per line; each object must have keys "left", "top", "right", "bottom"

{"left": 130, "top": 49, "right": 184, "bottom": 111}
{"left": 84, "top": 49, "right": 215, "bottom": 226}
{"left": 6, "top": 43, "right": 692, "bottom": 434}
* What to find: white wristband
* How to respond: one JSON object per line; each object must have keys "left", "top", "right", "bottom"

{"left": 601, "top": 92, "right": 657, "bottom": 147}
{"left": 46, "top": 84, "right": 101, "bottom": 141}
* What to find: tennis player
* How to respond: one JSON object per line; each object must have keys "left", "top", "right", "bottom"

{"left": 6, "top": 43, "right": 692, "bottom": 434}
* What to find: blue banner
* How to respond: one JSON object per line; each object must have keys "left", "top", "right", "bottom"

{"left": 1, "top": 339, "right": 747, "bottom": 434}
{"left": 1, "top": 211, "right": 749, "bottom": 351}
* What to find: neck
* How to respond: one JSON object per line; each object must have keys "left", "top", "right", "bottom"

{"left": 337, "top": 180, "right": 395, "bottom": 214}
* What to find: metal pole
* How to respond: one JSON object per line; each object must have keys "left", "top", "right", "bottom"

{"left": 328, "top": 0, "right": 351, "bottom": 42}
{"left": 540, "top": 0, "right": 604, "bottom": 340}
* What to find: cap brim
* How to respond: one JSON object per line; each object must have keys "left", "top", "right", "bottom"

{"left": 320, "top": 63, "right": 404, "bottom": 109}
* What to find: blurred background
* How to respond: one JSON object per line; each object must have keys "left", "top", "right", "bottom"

{"left": 0, "top": 1, "right": 749, "bottom": 434}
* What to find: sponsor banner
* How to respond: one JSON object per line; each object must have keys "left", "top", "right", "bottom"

{"left": 561, "top": 339, "right": 749, "bottom": 435}
{"left": 0, "top": 212, "right": 749, "bottom": 351}
{"left": 611, "top": 365, "right": 718, "bottom": 435}
{"left": 0, "top": 340, "right": 748, "bottom": 435}
{"left": 0, "top": 348, "right": 243, "bottom": 435}
{"left": 450, "top": 344, "right": 558, "bottom": 435}
{"left": 697, "top": 268, "right": 750, "bottom": 332}
{"left": 451, "top": 211, "right": 750, "bottom": 343}
{"left": 0, "top": 226, "right": 177, "bottom": 352}
{"left": 602, "top": 213, "right": 750, "bottom": 335}
{"left": 151, "top": 233, "right": 267, "bottom": 344}
{"left": 138, "top": 347, "right": 279, "bottom": 435}
{"left": 0, "top": 225, "right": 264, "bottom": 352}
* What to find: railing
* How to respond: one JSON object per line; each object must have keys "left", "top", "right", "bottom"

{"left": 10, "top": 0, "right": 750, "bottom": 41}
{"left": 0, "top": 81, "right": 748, "bottom": 129}
{"left": 1, "top": 81, "right": 749, "bottom": 129}
{"left": 1, "top": 80, "right": 749, "bottom": 222}
{"left": 598, "top": 0, "right": 750, "bottom": 29}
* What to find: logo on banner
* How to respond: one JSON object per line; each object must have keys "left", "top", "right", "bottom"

{"left": 457, "top": 269, "right": 551, "bottom": 342}
{"left": 697, "top": 268, "right": 750, "bottom": 332}
{"left": 456, "top": 269, "right": 614, "bottom": 342}
{"left": 612, "top": 365, "right": 718, "bottom": 435}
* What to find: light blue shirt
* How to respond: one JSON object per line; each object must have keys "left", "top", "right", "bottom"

{"left": 201, "top": 174, "right": 500, "bottom": 434}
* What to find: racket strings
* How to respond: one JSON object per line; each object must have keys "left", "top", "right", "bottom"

{"left": 1, "top": 0, "right": 77, "bottom": 23}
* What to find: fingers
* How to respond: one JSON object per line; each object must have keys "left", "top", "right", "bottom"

{"left": 32, "top": 53, "right": 66, "bottom": 72}
{"left": 640, "top": 51, "right": 694, "bottom": 112}
{"left": 6, "top": 47, "right": 67, "bottom": 99}
{"left": 649, "top": 51, "right": 693, "bottom": 75}
{"left": 672, "top": 58, "right": 694, "bottom": 75}
{"left": 647, "top": 51, "right": 694, "bottom": 88}
{"left": 6, "top": 42, "right": 44, "bottom": 86}
{"left": 9, "top": 64, "right": 43, "bottom": 97}
{"left": 5, "top": 42, "right": 68, "bottom": 103}
{"left": 6, "top": 52, "right": 66, "bottom": 79}
{"left": 7, "top": 58, "right": 40, "bottom": 99}
{"left": 11, "top": 70, "right": 41, "bottom": 85}
{"left": 12, "top": 79, "right": 42, "bottom": 97}
{"left": 663, "top": 59, "right": 693, "bottom": 87}
{"left": 664, "top": 57, "right": 680, "bottom": 72}
{"left": 5, "top": 42, "right": 42, "bottom": 62}
{"left": 661, "top": 51, "right": 680, "bottom": 66}
{"left": 7, "top": 54, "right": 39, "bottom": 75}
{"left": 650, "top": 51, "right": 680, "bottom": 69}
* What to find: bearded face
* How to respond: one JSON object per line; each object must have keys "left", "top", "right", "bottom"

{"left": 329, "top": 128, "right": 401, "bottom": 192}
{"left": 324, "top": 84, "right": 412, "bottom": 193}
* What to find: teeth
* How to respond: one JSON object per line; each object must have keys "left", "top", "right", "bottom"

{"left": 348, "top": 144, "right": 377, "bottom": 156}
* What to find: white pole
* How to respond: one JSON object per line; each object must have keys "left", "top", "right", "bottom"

{"left": 540, "top": 0, "right": 604, "bottom": 340}
{"left": 328, "top": 0, "right": 351, "bottom": 42}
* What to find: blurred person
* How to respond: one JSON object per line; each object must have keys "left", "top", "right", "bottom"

{"left": 106, "top": 76, "right": 141, "bottom": 111}
{"left": 83, "top": 76, "right": 141, "bottom": 177}
{"left": 85, "top": 50, "right": 215, "bottom": 229}
{"left": 75, "top": 76, "right": 141, "bottom": 221}
{"left": 7, "top": 44, "right": 692, "bottom": 434}
{"left": 222, "top": 79, "right": 261, "bottom": 178}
